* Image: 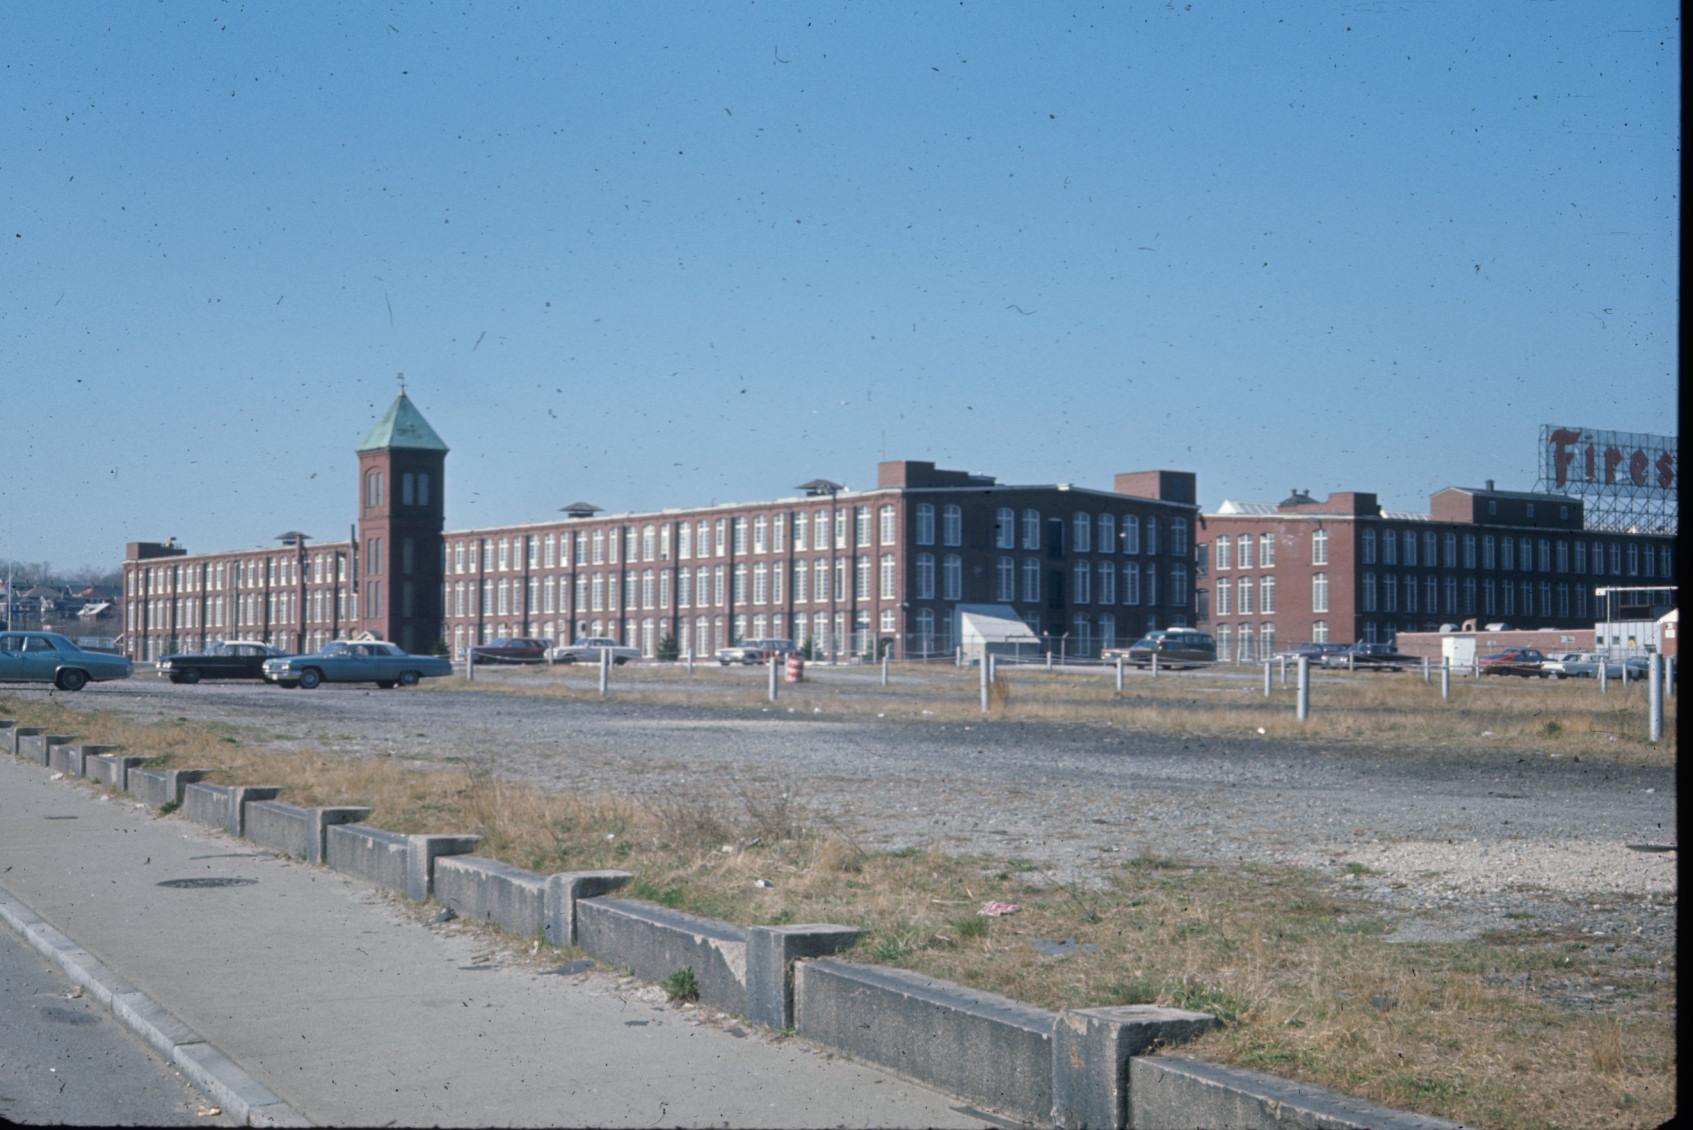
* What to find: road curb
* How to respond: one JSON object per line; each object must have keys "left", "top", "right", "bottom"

{"left": 0, "top": 884, "right": 311, "bottom": 1128}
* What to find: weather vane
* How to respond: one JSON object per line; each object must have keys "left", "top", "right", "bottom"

{"left": 397, "top": 371, "right": 406, "bottom": 395}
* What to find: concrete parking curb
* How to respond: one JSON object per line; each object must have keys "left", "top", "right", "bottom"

{"left": 0, "top": 885, "right": 312, "bottom": 1128}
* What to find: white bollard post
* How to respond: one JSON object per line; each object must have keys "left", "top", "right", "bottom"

{"left": 1264, "top": 660, "right": 1272, "bottom": 698}
{"left": 1151, "top": 651, "right": 1159, "bottom": 679}
{"left": 980, "top": 652, "right": 990, "bottom": 714}
{"left": 881, "top": 649, "right": 889, "bottom": 687}
{"left": 467, "top": 648, "right": 476, "bottom": 682}
{"left": 1296, "top": 657, "right": 1310, "bottom": 721}
{"left": 1422, "top": 656, "right": 1431, "bottom": 684}
{"left": 686, "top": 646, "right": 694, "bottom": 674}
{"left": 1116, "top": 655, "right": 1125, "bottom": 694}
{"left": 989, "top": 653, "right": 997, "bottom": 686}
{"left": 1666, "top": 655, "right": 1676, "bottom": 700}
{"left": 769, "top": 656, "right": 779, "bottom": 702}
{"left": 599, "top": 646, "right": 610, "bottom": 697}
{"left": 1647, "top": 653, "right": 1662, "bottom": 743}
{"left": 955, "top": 645, "right": 963, "bottom": 668}
{"left": 1600, "top": 659, "right": 1609, "bottom": 694}
{"left": 1622, "top": 659, "right": 1630, "bottom": 688}
{"left": 1047, "top": 650, "right": 1054, "bottom": 672}
{"left": 1279, "top": 655, "right": 1287, "bottom": 686}
{"left": 1441, "top": 656, "right": 1451, "bottom": 702}
{"left": 1347, "top": 652, "right": 1355, "bottom": 673}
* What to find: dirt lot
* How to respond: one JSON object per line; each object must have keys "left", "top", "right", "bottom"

{"left": 33, "top": 668, "right": 1677, "bottom": 972}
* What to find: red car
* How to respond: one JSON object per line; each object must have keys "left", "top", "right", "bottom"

{"left": 1477, "top": 647, "right": 1548, "bottom": 677}
{"left": 468, "top": 637, "right": 551, "bottom": 665}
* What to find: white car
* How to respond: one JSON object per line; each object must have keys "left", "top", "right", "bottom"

{"left": 549, "top": 637, "right": 640, "bottom": 665}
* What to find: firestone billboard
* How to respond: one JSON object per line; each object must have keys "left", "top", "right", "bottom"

{"left": 1538, "top": 425, "right": 1677, "bottom": 534}
{"left": 1542, "top": 426, "right": 1676, "bottom": 494}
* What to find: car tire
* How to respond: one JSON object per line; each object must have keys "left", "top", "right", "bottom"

{"left": 398, "top": 671, "right": 420, "bottom": 687}
{"left": 169, "top": 673, "right": 188, "bottom": 685}
{"left": 614, "top": 657, "right": 628, "bottom": 666}
{"left": 557, "top": 655, "right": 575, "bottom": 665}
{"left": 55, "top": 668, "right": 89, "bottom": 692}
{"left": 179, "top": 668, "right": 201, "bottom": 685}
{"left": 298, "top": 668, "right": 322, "bottom": 690}
{"left": 377, "top": 680, "right": 397, "bottom": 689}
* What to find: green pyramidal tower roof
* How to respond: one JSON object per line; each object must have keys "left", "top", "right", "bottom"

{"left": 357, "top": 392, "right": 449, "bottom": 453}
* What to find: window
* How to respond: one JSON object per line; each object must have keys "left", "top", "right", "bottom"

{"left": 792, "top": 513, "right": 807, "bottom": 551}
{"left": 733, "top": 517, "right": 748, "bottom": 555}
{"left": 1627, "top": 543, "right": 1639, "bottom": 576}
{"left": 752, "top": 516, "right": 767, "bottom": 554}
{"left": 1257, "top": 533, "right": 1274, "bottom": 567}
{"left": 1260, "top": 576, "right": 1275, "bottom": 614}
{"left": 1424, "top": 531, "right": 1437, "bottom": 568}
{"left": 996, "top": 557, "right": 1015, "bottom": 601}
{"left": 1073, "top": 560, "right": 1091, "bottom": 604}
{"left": 1463, "top": 577, "right": 1475, "bottom": 613}
{"left": 1216, "top": 578, "right": 1231, "bottom": 616}
{"left": 715, "top": 519, "right": 727, "bottom": 557}
{"left": 1098, "top": 560, "right": 1116, "bottom": 604}
{"left": 417, "top": 473, "right": 430, "bottom": 506}
{"left": 1402, "top": 530, "right": 1417, "bottom": 567}
{"left": 1502, "top": 537, "right": 1515, "bottom": 571}
{"left": 995, "top": 508, "right": 1016, "bottom": 549}
{"left": 1073, "top": 614, "right": 1092, "bottom": 657}
{"left": 791, "top": 560, "right": 806, "bottom": 603}
{"left": 591, "top": 530, "right": 605, "bottom": 565}
{"left": 1385, "top": 573, "right": 1398, "bottom": 612}
{"left": 942, "top": 505, "right": 962, "bottom": 546}
{"left": 1236, "top": 623, "right": 1254, "bottom": 661}
{"left": 1097, "top": 514, "right": 1115, "bottom": 556}
{"left": 1022, "top": 509, "right": 1041, "bottom": 549}
{"left": 1215, "top": 536, "right": 1233, "bottom": 570}
{"left": 733, "top": 564, "right": 748, "bottom": 603}
{"left": 498, "top": 538, "right": 510, "bottom": 571}
{"left": 834, "top": 510, "right": 847, "bottom": 549}
{"left": 1122, "top": 516, "right": 1140, "bottom": 554}
{"left": 1426, "top": 576, "right": 1438, "bottom": 616}
{"left": 1312, "top": 529, "right": 1328, "bottom": 565}
{"left": 916, "top": 504, "right": 935, "bottom": 545}
{"left": 1022, "top": 559, "right": 1041, "bottom": 603}
{"left": 643, "top": 525, "right": 658, "bottom": 561}
{"left": 1073, "top": 513, "right": 1091, "bottom": 553}
{"left": 1383, "top": 529, "right": 1397, "bottom": 565}
{"left": 1362, "top": 573, "right": 1377, "bottom": 612}
{"left": 1538, "top": 538, "right": 1551, "bottom": 573}
{"left": 1443, "top": 532, "right": 1457, "bottom": 568}
{"left": 1168, "top": 565, "right": 1187, "bottom": 607}
{"left": 880, "top": 555, "right": 897, "bottom": 599}
{"left": 1100, "top": 613, "right": 1117, "bottom": 652}
{"left": 1573, "top": 539, "right": 1586, "bottom": 573}
{"left": 1312, "top": 572, "right": 1329, "bottom": 613}
{"left": 915, "top": 609, "right": 936, "bottom": 654}
{"left": 879, "top": 505, "right": 897, "bottom": 545}
{"left": 916, "top": 554, "right": 936, "bottom": 599}
{"left": 1236, "top": 532, "right": 1253, "bottom": 570}
{"left": 679, "top": 569, "right": 693, "bottom": 608}
{"left": 1217, "top": 624, "right": 1233, "bottom": 662}
{"left": 1145, "top": 517, "right": 1158, "bottom": 555}
{"left": 1312, "top": 620, "right": 1328, "bottom": 643}
{"left": 1171, "top": 518, "right": 1188, "bottom": 555}
{"left": 855, "top": 556, "right": 870, "bottom": 599}
{"left": 855, "top": 508, "right": 871, "bottom": 547}
{"left": 942, "top": 555, "right": 962, "bottom": 600}
{"left": 678, "top": 523, "right": 692, "bottom": 560}
{"left": 1237, "top": 574, "right": 1252, "bottom": 614}
{"left": 1122, "top": 562, "right": 1140, "bottom": 605}
{"left": 752, "top": 564, "right": 768, "bottom": 604}
{"left": 813, "top": 558, "right": 828, "bottom": 602}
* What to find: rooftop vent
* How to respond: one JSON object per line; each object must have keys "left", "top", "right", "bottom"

{"left": 560, "top": 502, "right": 602, "bottom": 519}
{"left": 1278, "top": 488, "right": 1314, "bottom": 507}
{"left": 796, "top": 478, "right": 844, "bottom": 497}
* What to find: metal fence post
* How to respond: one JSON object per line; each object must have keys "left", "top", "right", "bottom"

{"left": 1667, "top": 655, "right": 1676, "bottom": 700}
{"left": 1151, "top": 652, "right": 1159, "bottom": 679}
{"left": 1648, "top": 654, "right": 1662, "bottom": 743}
{"left": 769, "top": 656, "right": 779, "bottom": 703}
{"left": 1441, "top": 656, "right": 1451, "bottom": 702}
{"left": 1296, "top": 657, "right": 1310, "bottom": 721}
{"left": 599, "top": 646, "right": 610, "bottom": 697}
{"left": 1263, "top": 660, "right": 1272, "bottom": 698}
{"left": 1115, "top": 655, "right": 1125, "bottom": 694}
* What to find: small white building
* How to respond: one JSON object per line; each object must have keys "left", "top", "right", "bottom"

{"left": 956, "top": 604, "right": 1042, "bottom": 664}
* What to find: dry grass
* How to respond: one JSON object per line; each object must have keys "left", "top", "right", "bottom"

{"left": 2, "top": 692, "right": 1676, "bottom": 1130}
{"left": 449, "top": 661, "right": 1676, "bottom": 765}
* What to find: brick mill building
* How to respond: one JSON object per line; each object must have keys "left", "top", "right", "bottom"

{"left": 123, "top": 393, "right": 1203, "bottom": 661}
{"left": 1194, "top": 485, "right": 1679, "bottom": 660}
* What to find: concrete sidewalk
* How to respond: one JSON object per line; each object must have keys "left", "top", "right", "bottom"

{"left": 0, "top": 754, "right": 992, "bottom": 1128}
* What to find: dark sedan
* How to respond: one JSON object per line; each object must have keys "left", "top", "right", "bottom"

{"left": 469, "top": 637, "right": 551, "bottom": 665}
{"left": 157, "top": 640, "right": 286, "bottom": 684}
{"left": 262, "top": 640, "right": 453, "bottom": 689}
{"left": 1326, "top": 642, "right": 1417, "bottom": 671}
{"left": 1478, "top": 648, "right": 1548, "bottom": 677}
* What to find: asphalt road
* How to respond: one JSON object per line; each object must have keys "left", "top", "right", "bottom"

{"left": 0, "top": 919, "right": 233, "bottom": 1126}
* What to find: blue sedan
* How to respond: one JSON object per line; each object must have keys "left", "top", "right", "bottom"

{"left": 0, "top": 631, "right": 133, "bottom": 691}
{"left": 262, "top": 640, "right": 452, "bottom": 689}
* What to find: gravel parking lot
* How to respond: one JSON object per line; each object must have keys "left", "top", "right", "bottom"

{"left": 33, "top": 671, "right": 1678, "bottom": 977}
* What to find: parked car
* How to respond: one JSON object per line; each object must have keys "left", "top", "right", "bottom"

{"left": 1541, "top": 652, "right": 1620, "bottom": 680}
{"left": 549, "top": 637, "right": 640, "bottom": 665}
{"left": 1623, "top": 654, "right": 1654, "bottom": 680}
{"left": 1114, "top": 629, "right": 1217, "bottom": 669}
{"left": 716, "top": 638, "right": 797, "bottom": 666}
{"left": 0, "top": 630, "right": 133, "bottom": 690}
{"left": 1323, "top": 642, "right": 1416, "bottom": 671}
{"left": 468, "top": 637, "right": 550, "bottom": 665}
{"left": 1477, "top": 647, "right": 1549, "bottom": 677}
{"left": 157, "top": 639, "right": 286, "bottom": 684}
{"left": 261, "top": 640, "right": 452, "bottom": 689}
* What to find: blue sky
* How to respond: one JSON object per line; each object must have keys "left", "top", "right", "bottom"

{"left": 2, "top": 2, "right": 1679, "bottom": 572}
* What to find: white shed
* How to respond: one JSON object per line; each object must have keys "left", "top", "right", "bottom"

{"left": 956, "top": 604, "right": 1042, "bottom": 664}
